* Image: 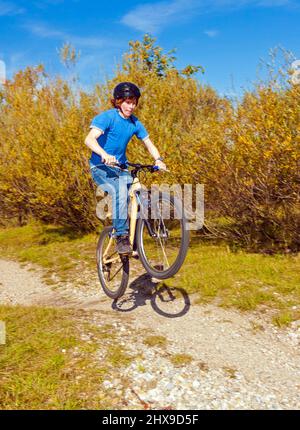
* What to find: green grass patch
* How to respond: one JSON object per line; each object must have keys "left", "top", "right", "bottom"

{"left": 169, "top": 353, "right": 193, "bottom": 367}
{"left": 163, "top": 239, "right": 300, "bottom": 322}
{"left": 0, "top": 222, "right": 98, "bottom": 288}
{"left": 272, "top": 312, "right": 294, "bottom": 327}
{"left": 0, "top": 223, "right": 299, "bottom": 323}
{"left": 143, "top": 335, "right": 167, "bottom": 348}
{"left": 0, "top": 305, "right": 132, "bottom": 409}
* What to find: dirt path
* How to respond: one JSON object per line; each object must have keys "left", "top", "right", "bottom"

{"left": 0, "top": 258, "right": 299, "bottom": 409}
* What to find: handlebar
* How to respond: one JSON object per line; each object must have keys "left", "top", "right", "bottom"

{"left": 111, "top": 161, "right": 165, "bottom": 173}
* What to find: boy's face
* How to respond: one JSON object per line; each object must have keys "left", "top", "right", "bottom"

{"left": 120, "top": 97, "right": 137, "bottom": 117}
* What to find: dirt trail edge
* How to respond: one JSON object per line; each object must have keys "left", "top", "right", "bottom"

{"left": 0, "top": 258, "right": 299, "bottom": 409}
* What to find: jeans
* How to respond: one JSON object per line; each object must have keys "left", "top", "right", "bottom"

{"left": 90, "top": 164, "right": 133, "bottom": 237}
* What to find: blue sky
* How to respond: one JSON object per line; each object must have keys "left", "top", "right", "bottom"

{"left": 0, "top": 0, "right": 299, "bottom": 97}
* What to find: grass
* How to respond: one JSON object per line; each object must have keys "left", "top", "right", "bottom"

{"left": 0, "top": 221, "right": 98, "bottom": 289}
{"left": 223, "top": 367, "right": 238, "bottom": 379}
{"left": 0, "top": 305, "right": 133, "bottom": 409}
{"left": 0, "top": 221, "right": 298, "bottom": 407}
{"left": 0, "top": 222, "right": 299, "bottom": 324}
{"left": 272, "top": 312, "right": 293, "bottom": 327}
{"left": 250, "top": 322, "right": 265, "bottom": 333}
{"left": 163, "top": 241, "right": 300, "bottom": 324}
{"left": 143, "top": 335, "right": 167, "bottom": 348}
{"left": 169, "top": 353, "right": 193, "bottom": 367}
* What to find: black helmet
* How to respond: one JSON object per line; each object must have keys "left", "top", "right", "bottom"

{"left": 113, "top": 82, "right": 141, "bottom": 100}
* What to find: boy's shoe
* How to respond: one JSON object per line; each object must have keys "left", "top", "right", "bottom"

{"left": 116, "top": 235, "right": 132, "bottom": 255}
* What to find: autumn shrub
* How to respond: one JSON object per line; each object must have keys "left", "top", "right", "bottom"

{"left": 212, "top": 79, "right": 300, "bottom": 251}
{"left": 0, "top": 36, "right": 299, "bottom": 251}
{"left": 0, "top": 65, "right": 99, "bottom": 231}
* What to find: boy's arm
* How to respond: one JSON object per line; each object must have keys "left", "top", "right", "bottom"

{"left": 84, "top": 128, "right": 116, "bottom": 165}
{"left": 142, "top": 136, "right": 167, "bottom": 170}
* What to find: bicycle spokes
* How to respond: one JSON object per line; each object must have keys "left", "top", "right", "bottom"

{"left": 154, "top": 219, "right": 170, "bottom": 269}
{"left": 97, "top": 228, "right": 129, "bottom": 298}
{"left": 141, "top": 198, "right": 184, "bottom": 273}
{"left": 104, "top": 262, "right": 124, "bottom": 282}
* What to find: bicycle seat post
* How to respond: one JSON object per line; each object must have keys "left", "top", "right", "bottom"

{"left": 129, "top": 175, "right": 141, "bottom": 248}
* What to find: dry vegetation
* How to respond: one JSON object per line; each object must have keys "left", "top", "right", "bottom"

{"left": 0, "top": 35, "right": 299, "bottom": 252}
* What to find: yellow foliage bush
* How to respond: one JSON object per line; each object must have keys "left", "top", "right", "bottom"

{"left": 0, "top": 66, "right": 99, "bottom": 231}
{"left": 0, "top": 35, "right": 299, "bottom": 251}
{"left": 219, "top": 83, "right": 300, "bottom": 251}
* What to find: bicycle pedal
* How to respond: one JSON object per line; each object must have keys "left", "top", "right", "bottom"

{"left": 118, "top": 249, "right": 132, "bottom": 255}
{"left": 132, "top": 251, "right": 139, "bottom": 259}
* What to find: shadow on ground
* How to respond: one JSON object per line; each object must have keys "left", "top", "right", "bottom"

{"left": 112, "top": 272, "right": 191, "bottom": 318}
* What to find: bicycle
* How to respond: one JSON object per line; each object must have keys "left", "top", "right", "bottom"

{"left": 96, "top": 162, "right": 190, "bottom": 299}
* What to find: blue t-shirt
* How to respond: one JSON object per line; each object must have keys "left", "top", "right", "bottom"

{"left": 89, "top": 108, "right": 149, "bottom": 166}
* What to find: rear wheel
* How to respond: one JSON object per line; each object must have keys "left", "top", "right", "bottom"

{"left": 136, "top": 193, "right": 189, "bottom": 279}
{"left": 96, "top": 226, "right": 129, "bottom": 299}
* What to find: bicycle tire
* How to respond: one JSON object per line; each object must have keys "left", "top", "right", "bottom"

{"left": 96, "top": 226, "right": 129, "bottom": 299}
{"left": 136, "top": 192, "right": 189, "bottom": 279}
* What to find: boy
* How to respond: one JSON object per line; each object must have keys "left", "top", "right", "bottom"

{"left": 85, "top": 82, "right": 166, "bottom": 254}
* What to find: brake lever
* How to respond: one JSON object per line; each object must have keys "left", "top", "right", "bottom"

{"left": 153, "top": 166, "right": 170, "bottom": 172}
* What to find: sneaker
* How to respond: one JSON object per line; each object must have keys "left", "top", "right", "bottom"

{"left": 116, "top": 235, "right": 132, "bottom": 254}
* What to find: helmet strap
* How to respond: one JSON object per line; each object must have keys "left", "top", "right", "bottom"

{"left": 118, "top": 104, "right": 127, "bottom": 118}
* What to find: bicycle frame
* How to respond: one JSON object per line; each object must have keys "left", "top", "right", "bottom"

{"left": 129, "top": 176, "right": 142, "bottom": 247}
{"left": 102, "top": 175, "right": 141, "bottom": 264}
{"left": 101, "top": 161, "right": 164, "bottom": 266}
{"left": 97, "top": 163, "right": 189, "bottom": 296}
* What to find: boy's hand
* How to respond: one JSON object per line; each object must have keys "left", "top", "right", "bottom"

{"left": 102, "top": 153, "right": 117, "bottom": 166}
{"left": 155, "top": 159, "right": 167, "bottom": 171}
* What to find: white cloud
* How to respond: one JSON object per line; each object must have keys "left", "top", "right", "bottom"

{"left": 2, "top": 51, "right": 31, "bottom": 79}
{"left": 22, "top": 22, "right": 112, "bottom": 49}
{"left": 70, "top": 36, "right": 106, "bottom": 48}
{"left": 204, "top": 30, "right": 219, "bottom": 38}
{"left": 120, "top": 0, "right": 292, "bottom": 32}
{"left": 25, "top": 23, "right": 65, "bottom": 38}
{"left": 120, "top": 0, "right": 197, "bottom": 33}
{"left": 0, "top": 1, "right": 25, "bottom": 16}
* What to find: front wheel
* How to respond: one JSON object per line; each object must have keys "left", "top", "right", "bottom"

{"left": 136, "top": 193, "right": 189, "bottom": 279}
{"left": 96, "top": 226, "right": 129, "bottom": 299}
